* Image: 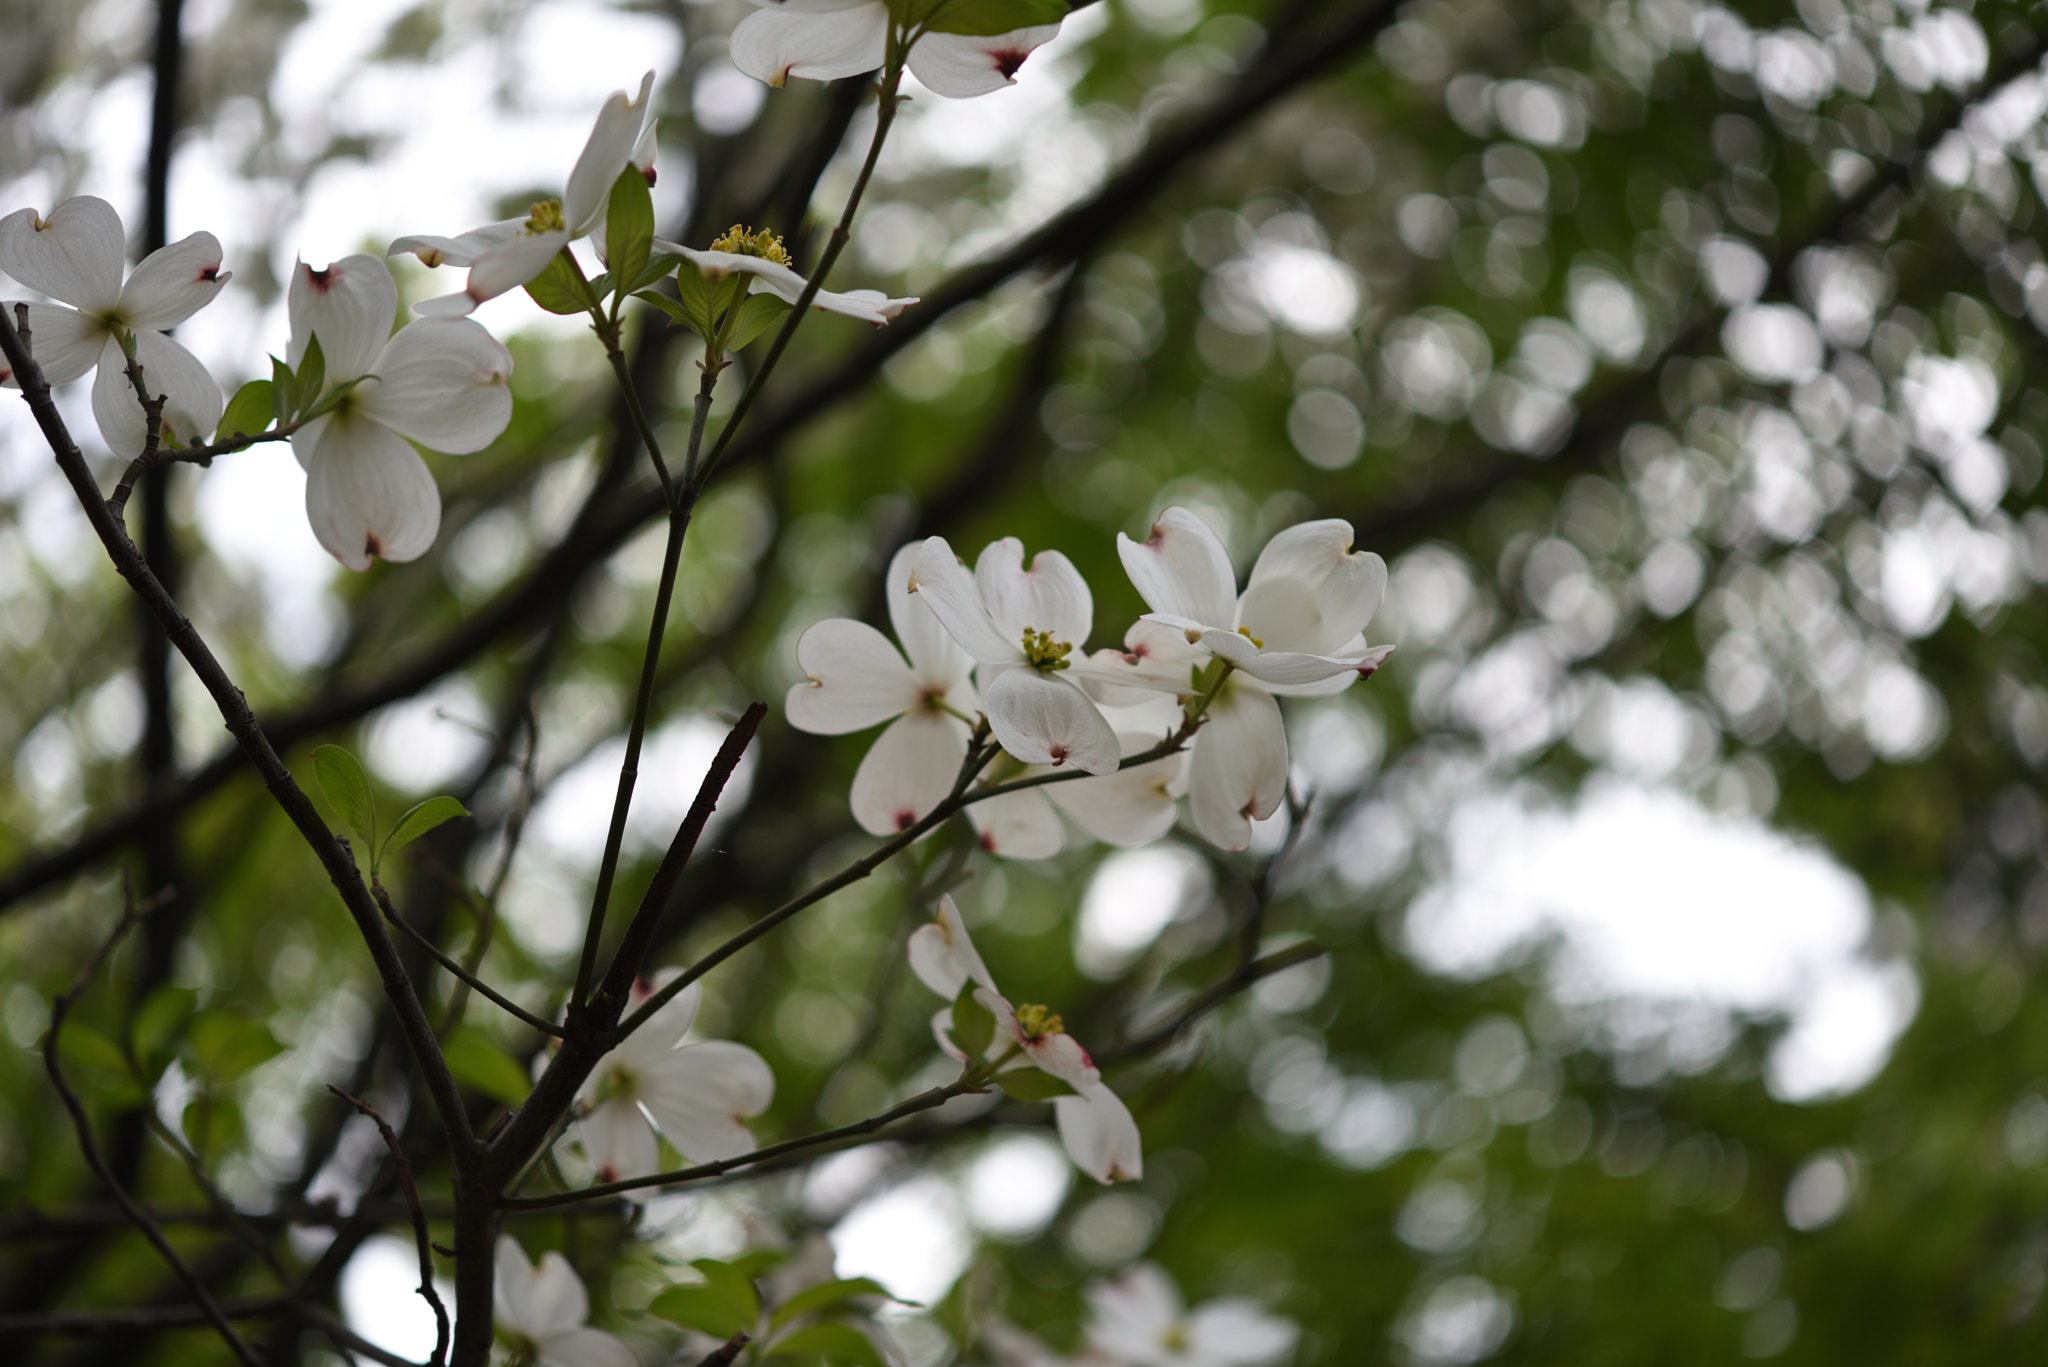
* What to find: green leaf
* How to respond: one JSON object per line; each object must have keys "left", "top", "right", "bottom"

{"left": 629, "top": 251, "right": 682, "bottom": 294}
{"left": 376, "top": 795, "right": 469, "bottom": 872}
{"left": 952, "top": 981, "right": 996, "bottom": 1063}
{"left": 442, "top": 1026, "right": 531, "bottom": 1106}
{"left": 729, "top": 1249, "right": 789, "bottom": 1281}
{"left": 57, "top": 1022, "right": 133, "bottom": 1078}
{"left": 673, "top": 260, "right": 726, "bottom": 337}
{"left": 217, "top": 380, "right": 273, "bottom": 444}
{"left": 296, "top": 332, "right": 327, "bottom": 418}
{"left": 764, "top": 1322, "right": 887, "bottom": 1367}
{"left": 649, "top": 1279, "right": 755, "bottom": 1338}
{"left": 692, "top": 1258, "right": 764, "bottom": 1325}
{"left": 726, "top": 293, "right": 792, "bottom": 350}
{"left": 186, "top": 1011, "right": 284, "bottom": 1082}
{"left": 993, "top": 1068, "right": 1080, "bottom": 1102}
{"left": 604, "top": 164, "right": 654, "bottom": 302}
{"left": 524, "top": 249, "right": 600, "bottom": 315}
{"left": 269, "top": 355, "right": 297, "bottom": 426}
{"left": 312, "top": 745, "right": 377, "bottom": 852}
{"left": 130, "top": 986, "right": 198, "bottom": 1075}
{"left": 921, "top": 0, "right": 1068, "bottom": 35}
{"left": 769, "top": 1278, "right": 897, "bottom": 1334}
{"left": 633, "top": 289, "right": 697, "bottom": 329}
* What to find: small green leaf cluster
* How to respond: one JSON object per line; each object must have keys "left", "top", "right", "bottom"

{"left": 648, "top": 1252, "right": 901, "bottom": 1365}
{"left": 522, "top": 165, "right": 680, "bottom": 319}
{"left": 947, "top": 984, "right": 1079, "bottom": 1101}
{"left": 311, "top": 743, "right": 469, "bottom": 877}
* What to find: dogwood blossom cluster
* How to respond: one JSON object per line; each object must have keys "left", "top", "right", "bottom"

{"left": 0, "top": 195, "right": 227, "bottom": 456}
{"left": 786, "top": 510, "right": 1391, "bottom": 853}
{"left": 986, "top": 1262, "right": 1301, "bottom": 1367}
{"left": 494, "top": 1237, "right": 638, "bottom": 1367}
{"left": 909, "top": 896, "right": 1142, "bottom": 1183}
{"left": 567, "top": 970, "right": 775, "bottom": 1183}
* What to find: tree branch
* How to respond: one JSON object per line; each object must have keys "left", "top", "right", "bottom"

{"left": 328, "top": 1087, "right": 449, "bottom": 1367}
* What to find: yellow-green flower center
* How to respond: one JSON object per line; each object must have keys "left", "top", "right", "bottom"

{"left": 1014, "top": 1003, "right": 1063, "bottom": 1039}
{"left": 709, "top": 224, "right": 791, "bottom": 265}
{"left": 1159, "top": 1324, "right": 1190, "bottom": 1351}
{"left": 525, "top": 198, "right": 566, "bottom": 234}
{"left": 1021, "top": 627, "right": 1072, "bottom": 670}
{"left": 1236, "top": 625, "right": 1265, "bottom": 648}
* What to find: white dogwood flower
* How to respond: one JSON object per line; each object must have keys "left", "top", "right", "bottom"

{"left": 393, "top": 72, "right": 656, "bottom": 316}
{"left": 908, "top": 535, "right": 1120, "bottom": 777}
{"left": 572, "top": 971, "right": 774, "bottom": 1183}
{"left": 286, "top": 255, "right": 513, "bottom": 570}
{"left": 655, "top": 226, "right": 918, "bottom": 327}
{"left": 909, "top": 896, "right": 1142, "bottom": 1184}
{"left": 1084, "top": 1263, "right": 1299, "bottom": 1367}
{"left": 966, "top": 725, "right": 1186, "bottom": 859}
{"left": 494, "top": 1237, "right": 639, "bottom": 1367}
{"left": 0, "top": 194, "right": 226, "bottom": 456}
{"left": 1097, "top": 508, "right": 1393, "bottom": 850}
{"left": 732, "top": 0, "right": 1062, "bottom": 99}
{"left": 786, "top": 542, "right": 979, "bottom": 836}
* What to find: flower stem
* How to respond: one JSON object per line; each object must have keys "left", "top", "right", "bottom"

{"left": 686, "top": 59, "right": 907, "bottom": 495}
{"left": 568, "top": 364, "right": 721, "bottom": 1017}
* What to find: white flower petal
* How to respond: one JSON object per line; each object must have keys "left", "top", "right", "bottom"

{"left": 786, "top": 618, "right": 922, "bottom": 734}
{"left": 303, "top": 416, "right": 442, "bottom": 570}
{"left": 812, "top": 287, "right": 919, "bottom": 323}
{"left": 731, "top": 5, "right": 888, "bottom": 86}
{"left": 1077, "top": 619, "right": 1209, "bottom": 699}
{"left": 1017, "top": 1029, "right": 1097, "bottom": 1089}
{"left": 435, "top": 230, "right": 572, "bottom": 315}
{"left": 387, "top": 219, "right": 524, "bottom": 268}
{"left": 626, "top": 973, "right": 701, "bottom": 1054}
{"left": 1189, "top": 623, "right": 1261, "bottom": 664}
{"left": 90, "top": 331, "right": 222, "bottom": 458}
{"left": 909, "top": 536, "right": 1023, "bottom": 664}
{"left": 1185, "top": 1301, "right": 1301, "bottom": 1365}
{"left": 1117, "top": 505, "right": 1239, "bottom": 630}
{"left": 1187, "top": 683, "right": 1287, "bottom": 851}
{"left": 494, "top": 1237, "right": 538, "bottom": 1337}
{"left": 564, "top": 72, "right": 656, "bottom": 236}
{"left": 1243, "top": 519, "right": 1386, "bottom": 654}
{"left": 1045, "top": 735, "right": 1184, "bottom": 846}
{"left": 1054, "top": 1080, "right": 1142, "bottom": 1183}
{"left": 974, "top": 537, "right": 1092, "bottom": 645}
{"left": 640, "top": 1041, "right": 775, "bottom": 1161}
{"left": 1231, "top": 643, "right": 1395, "bottom": 688}
{"left": 887, "top": 542, "right": 976, "bottom": 694}
{"left": 359, "top": 317, "right": 514, "bottom": 453}
{"left": 539, "top": 1326, "right": 641, "bottom": 1367}
{"left": 528, "top": 1251, "right": 594, "bottom": 1338}
{"left": 576, "top": 1097, "right": 660, "bottom": 1183}
{"left": 849, "top": 708, "right": 970, "bottom": 836}
{"left": 0, "top": 197, "right": 124, "bottom": 313}
{"left": 985, "top": 669, "right": 1119, "bottom": 776}
{"left": 289, "top": 255, "right": 397, "bottom": 383}
{"left": 6, "top": 302, "right": 108, "bottom": 385}
{"left": 905, "top": 25, "right": 1062, "bottom": 98}
{"left": 1085, "top": 1264, "right": 1183, "bottom": 1356}
{"left": 907, "top": 894, "right": 997, "bottom": 999}
{"left": 119, "top": 232, "right": 229, "bottom": 330}
{"left": 966, "top": 787, "right": 1065, "bottom": 859}
{"left": 666, "top": 244, "right": 808, "bottom": 293}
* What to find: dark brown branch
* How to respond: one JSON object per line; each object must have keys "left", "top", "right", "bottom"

{"left": 328, "top": 1087, "right": 449, "bottom": 1367}
{"left": 41, "top": 876, "right": 261, "bottom": 1367}
{"left": 1095, "top": 941, "right": 1329, "bottom": 1068}
{"left": 696, "top": 1331, "right": 751, "bottom": 1367}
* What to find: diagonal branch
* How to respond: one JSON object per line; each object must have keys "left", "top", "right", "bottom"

{"left": 328, "top": 1087, "right": 449, "bottom": 1367}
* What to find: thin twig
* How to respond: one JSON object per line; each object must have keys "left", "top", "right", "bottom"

{"left": 42, "top": 873, "right": 263, "bottom": 1367}
{"left": 328, "top": 1086, "right": 450, "bottom": 1367}
{"left": 696, "top": 1331, "right": 751, "bottom": 1367}
{"left": 373, "top": 882, "right": 565, "bottom": 1038}
{"left": 1095, "top": 942, "right": 1329, "bottom": 1068}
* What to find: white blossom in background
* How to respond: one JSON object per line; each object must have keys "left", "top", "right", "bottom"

{"left": 909, "top": 534, "right": 1121, "bottom": 776}
{"left": 1096, "top": 507, "right": 1392, "bottom": 850}
{"left": 0, "top": 194, "right": 227, "bottom": 456}
{"left": 909, "top": 896, "right": 1142, "bottom": 1183}
{"left": 571, "top": 971, "right": 774, "bottom": 1183}
{"left": 391, "top": 71, "right": 657, "bottom": 316}
{"left": 967, "top": 721, "right": 1187, "bottom": 860}
{"left": 494, "top": 1236, "right": 639, "bottom": 1367}
{"left": 731, "top": 0, "right": 1062, "bottom": 99}
{"left": 1084, "top": 1263, "right": 1300, "bottom": 1367}
{"left": 286, "top": 255, "right": 513, "bottom": 570}
{"left": 654, "top": 226, "right": 920, "bottom": 327}
{"left": 787, "top": 542, "right": 980, "bottom": 836}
